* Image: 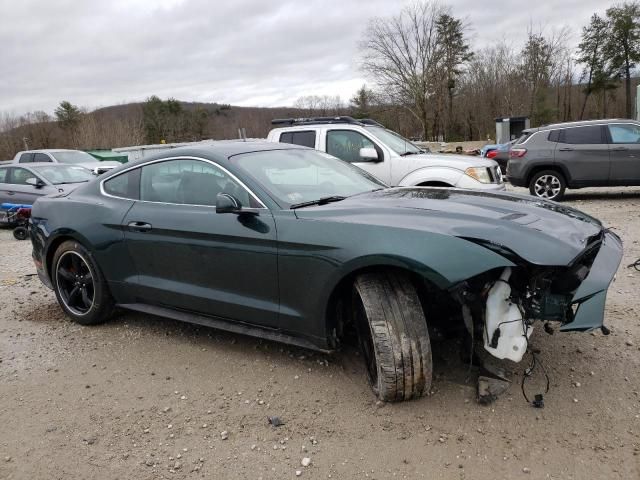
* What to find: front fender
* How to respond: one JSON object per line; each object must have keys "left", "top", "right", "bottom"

{"left": 397, "top": 167, "right": 464, "bottom": 187}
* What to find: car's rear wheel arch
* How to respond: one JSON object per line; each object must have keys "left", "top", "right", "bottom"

{"left": 46, "top": 235, "right": 76, "bottom": 280}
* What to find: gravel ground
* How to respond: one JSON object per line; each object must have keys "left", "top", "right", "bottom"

{"left": 0, "top": 186, "right": 639, "bottom": 480}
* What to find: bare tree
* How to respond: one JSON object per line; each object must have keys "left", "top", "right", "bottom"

{"left": 360, "top": 1, "right": 444, "bottom": 140}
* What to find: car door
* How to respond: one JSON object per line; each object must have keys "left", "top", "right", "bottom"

{"left": 554, "top": 125, "right": 609, "bottom": 186}
{"left": 4, "top": 167, "right": 44, "bottom": 205}
{"left": 325, "top": 129, "right": 390, "bottom": 183}
{"left": 122, "top": 157, "right": 280, "bottom": 328}
{"left": 606, "top": 123, "right": 640, "bottom": 185}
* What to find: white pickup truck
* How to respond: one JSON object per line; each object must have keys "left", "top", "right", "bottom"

{"left": 11, "top": 149, "right": 120, "bottom": 175}
{"left": 267, "top": 117, "right": 504, "bottom": 190}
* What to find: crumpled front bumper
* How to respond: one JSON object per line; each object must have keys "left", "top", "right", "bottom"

{"left": 561, "top": 231, "right": 623, "bottom": 331}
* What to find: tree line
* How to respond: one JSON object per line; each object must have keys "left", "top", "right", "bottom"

{"left": 1, "top": 1, "right": 639, "bottom": 159}
{"left": 356, "top": 1, "right": 640, "bottom": 141}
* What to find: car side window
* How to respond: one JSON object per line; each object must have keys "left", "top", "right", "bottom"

{"left": 280, "top": 131, "right": 316, "bottom": 148}
{"left": 103, "top": 169, "right": 141, "bottom": 200}
{"left": 140, "top": 159, "right": 253, "bottom": 207}
{"left": 547, "top": 130, "right": 560, "bottom": 142}
{"left": 33, "top": 153, "right": 52, "bottom": 162}
{"left": 0, "top": 168, "right": 7, "bottom": 183}
{"left": 558, "top": 126, "right": 603, "bottom": 145}
{"left": 18, "top": 153, "right": 34, "bottom": 163}
{"left": 8, "top": 167, "right": 37, "bottom": 185}
{"left": 608, "top": 124, "right": 640, "bottom": 144}
{"left": 326, "top": 130, "right": 376, "bottom": 162}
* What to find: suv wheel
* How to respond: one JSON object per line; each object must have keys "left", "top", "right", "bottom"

{"left": 529, "top": 170, "right": 566, "bottom": 201}
{"left": 352, "top": 271, "right": 432, "bottom": 402}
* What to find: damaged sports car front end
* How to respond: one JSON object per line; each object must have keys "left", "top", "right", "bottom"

{"left": 454, "top": 227, "right": 622, "bottom": 363}
{"left": 308, "top": 187, "right": 623, "bottom": 367}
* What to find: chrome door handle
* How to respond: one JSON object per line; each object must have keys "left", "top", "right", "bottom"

{"left": 611, "top": 147, "right": 628, "bottom": 151}
{"left": 558, "top": 147, "right": 573, "bottom": 152}
{"left": 127, "top": 221, "right": 152, "bottom": 232}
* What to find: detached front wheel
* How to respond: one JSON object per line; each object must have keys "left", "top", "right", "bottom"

{"left": 52, "top": 240, "right": 114, "bottom": 325}
{"left": 353, "top": 271, "right": 432, "bottom": 402}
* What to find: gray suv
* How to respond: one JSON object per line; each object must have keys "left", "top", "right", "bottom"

{"left": 507, "top": 119, "right": 640, "bottom": 200}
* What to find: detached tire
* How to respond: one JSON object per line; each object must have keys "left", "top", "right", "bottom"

{"left": 353, "top": 271, "right": 432, "bottom": 402}
{"left": 529, "top": 170, "right": 566, "bottom": 201}
{"left": 51, "top": 240, "right": 115, "bottom": 325}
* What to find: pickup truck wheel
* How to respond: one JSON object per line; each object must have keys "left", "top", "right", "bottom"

{"left": 352, "top": 271, "right": 432, "bottom": 402}
{"left": 52, "top": 240, "right": 115, "bottom": 325}
{"left": 529, "top": 170, "right": 566, "bottom": 201}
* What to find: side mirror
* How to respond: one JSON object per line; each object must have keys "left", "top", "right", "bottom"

{"left": 216, "top": 193, "right": 261, "bottom": 216}
{"left": 26, "top": 178, "right": 45, "bottom": 189}
{"left": 216, "top": 193, "right": 241, "bottom": 214}
{"left": 359, "top": 147, "right": 380, "bottom": 162}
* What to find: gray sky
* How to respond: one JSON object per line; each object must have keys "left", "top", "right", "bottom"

{"left": 0, "top": 0, "right": 612, "bottom": 116}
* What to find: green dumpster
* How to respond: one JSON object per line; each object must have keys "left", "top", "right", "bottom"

{"left": 86, "top": 150, "right": 129, "bottom": 164}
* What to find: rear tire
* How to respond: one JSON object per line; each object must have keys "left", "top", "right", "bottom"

{"left": 52, "top": 240, "right": 114, "bottom": 325}
{"left": 352, "top": 271, "right": 432, "bottom": 402}
{"left": 528, "top": 170, "right": 566, "bottom": 201}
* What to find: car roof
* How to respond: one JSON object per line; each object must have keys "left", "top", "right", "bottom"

{"left": 525, "top": 118, "right": 636, "bottom": 133}
{"left": 2, "top": 162, "right": 47, "bottom": 168}
{"left": 123, "top": 140, "right": 309, "bottom": 167}
{"left": 19, "top": 149, "right": 85, "bottom": 153}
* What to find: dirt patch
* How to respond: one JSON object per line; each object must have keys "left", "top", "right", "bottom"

{"left": 1, "top": 187, "right": 639, "bottom": 479}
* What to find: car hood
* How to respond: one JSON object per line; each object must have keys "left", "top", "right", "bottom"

{"left": 402, "top": 153, "right": 498, "bottom": 170}
{"left": 293, "top": 187, "right": 603, "bottom": 266}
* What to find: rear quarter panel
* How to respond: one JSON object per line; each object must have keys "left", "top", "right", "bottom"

{"left": 31, "top": 191, "right": 137, "bottom": 301}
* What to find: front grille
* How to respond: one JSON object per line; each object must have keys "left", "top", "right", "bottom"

{"left": 488, "top": 166, "right": 503, "bottom": 184}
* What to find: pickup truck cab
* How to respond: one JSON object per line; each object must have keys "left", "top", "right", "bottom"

{"left": 12, "top": 149, "right": 120, "bottom": 175}
{"left": 267, "top": 117, "right": 504, "bottom": 190}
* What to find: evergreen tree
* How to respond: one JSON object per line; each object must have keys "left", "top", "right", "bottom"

{"left": 604, "top": 2, "right": 640, "bottom": 118}
{"left": 435, "top": 14, "right": 473, "bottom": 139}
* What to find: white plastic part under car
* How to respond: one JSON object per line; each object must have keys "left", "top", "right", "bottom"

{"left": 484, "top": 267, "right": 532, "bottom": 362}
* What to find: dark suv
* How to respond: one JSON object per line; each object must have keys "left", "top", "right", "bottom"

{"left": 507, "top": 119, "right": 640, "bottom": 200}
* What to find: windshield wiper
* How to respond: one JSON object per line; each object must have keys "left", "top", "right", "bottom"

{"left": 56, "top": 180, "right": 90, "bottom": 184}
{"left": 400, "top": 151, "right": 420, "bottom": 156}
{"left": 290, "top": 196, "right": 346, "bottom": 209}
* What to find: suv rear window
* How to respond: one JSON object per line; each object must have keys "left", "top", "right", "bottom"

{"left": 18, "top": 153, "right": 34, "bottom": 163}
{"left": 558, "top": 126, "right": 604, "bottom": 144}
{"left": 279, "top": 131, "right": 316, "bottom": 149}
{"left": 547, "top": 130, "right": 560, "bottom": 142}
{"left": 515, "top": 132, "right": 532, "bottom": 144}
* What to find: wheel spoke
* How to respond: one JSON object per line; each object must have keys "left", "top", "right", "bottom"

{"left": 81, "top": 288, "right": 92, "bottom": 308}
{"left": 68, "top": 286, "right": 80, "bottom": 303}
{"left": 58, "top": 267, "right": 75, "bottom": 282}
{"left": 71, "top": 254, "right": 82, "bottom": 273}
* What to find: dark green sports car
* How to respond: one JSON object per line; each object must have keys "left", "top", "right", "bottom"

{"left": 30, "top": 142, "right": 623, "bottom": 402}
